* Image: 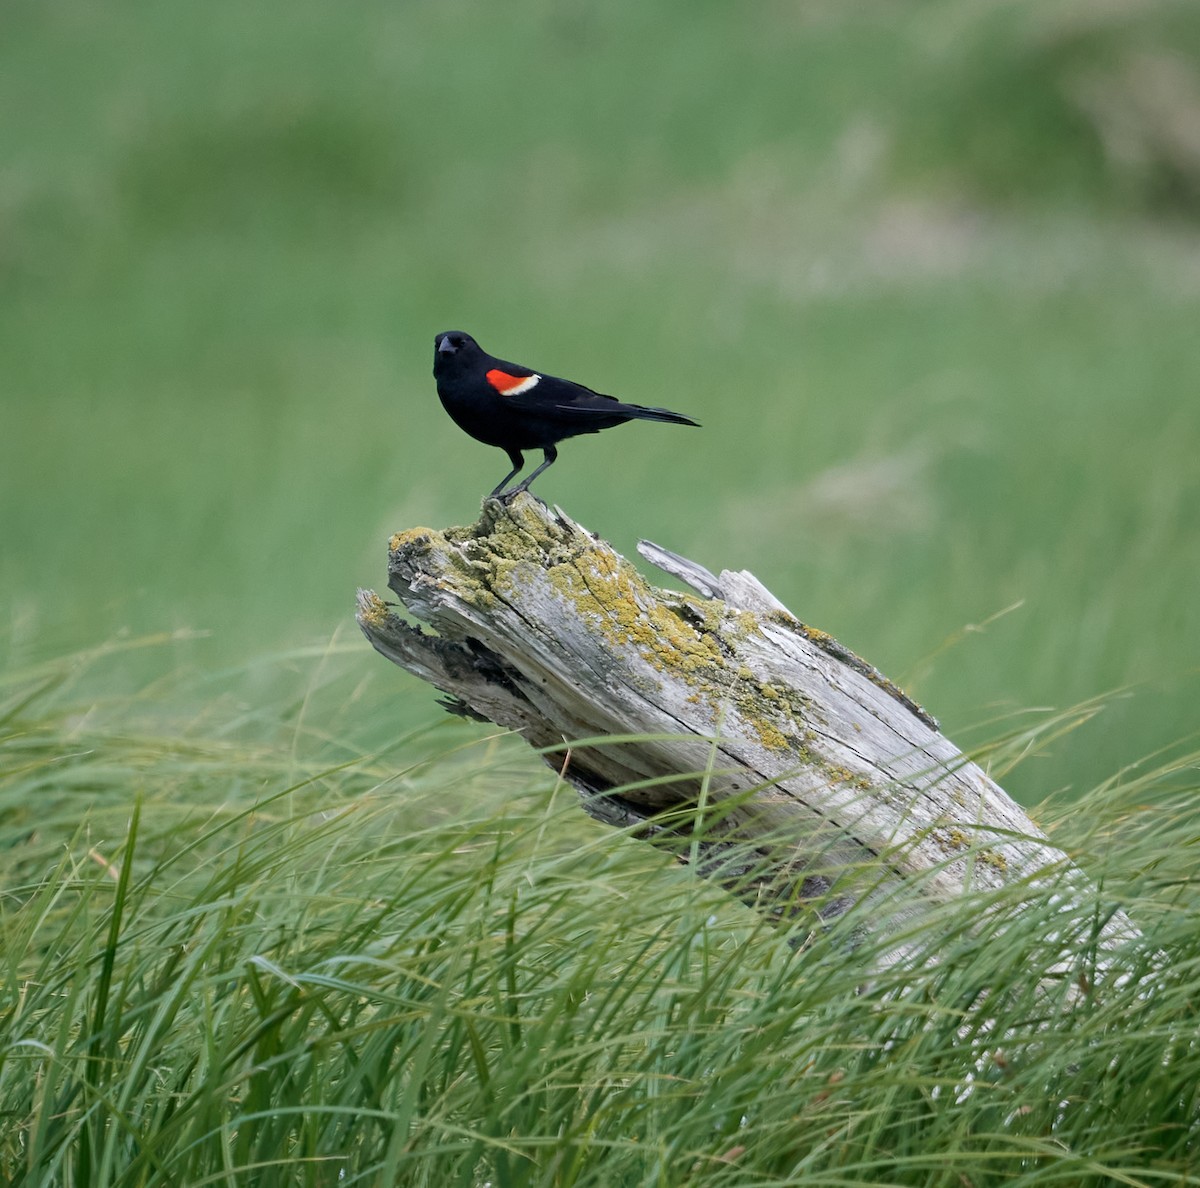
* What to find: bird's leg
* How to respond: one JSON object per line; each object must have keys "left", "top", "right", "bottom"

{"left": 490, "top": 449, "right": 525, "bottom": 498}
{"left": 507, "top": 445, "right": 558, "bottom": 496}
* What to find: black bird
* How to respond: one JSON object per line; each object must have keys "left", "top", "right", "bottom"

{"left": 433, "top": 330, "right": 700, "bottom": 497}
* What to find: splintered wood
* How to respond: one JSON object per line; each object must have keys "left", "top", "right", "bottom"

{"left": 358, "top": 494, "right": 1138, "bottom": 964}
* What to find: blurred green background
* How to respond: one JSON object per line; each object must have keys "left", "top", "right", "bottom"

{"left": 3, "top": 0, "right": 1199, "bottom": 802}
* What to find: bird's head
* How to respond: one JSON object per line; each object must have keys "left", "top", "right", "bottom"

{"left": 433, "top": 330, "right": 481, "bottom": 377}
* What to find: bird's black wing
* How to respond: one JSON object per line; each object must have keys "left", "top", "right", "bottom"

{"left": 504, "top": 371, "right": 624, "bottom": 415}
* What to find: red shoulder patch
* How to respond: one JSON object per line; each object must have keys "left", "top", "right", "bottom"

{"left": 486, "top": 369, "right": 541, "bottom": 397}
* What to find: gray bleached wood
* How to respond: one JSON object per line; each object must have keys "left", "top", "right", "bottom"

{"left": 357, "top": 493, "right": 1138, "bottom": 964}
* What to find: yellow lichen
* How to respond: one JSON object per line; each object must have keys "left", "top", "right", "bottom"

{"left": 731, "top": 609, "right": 760, "bottom": 637}
{"left": 539, "top": 546, "right": 724, "bottom": 682}
{"left": 389, "top": 527, "right": 437, "bottom": 553}
{"left": 750, "top": 720, "right": 790, "bottom": 750}
{"left": 357, "top": 590, "right": 392, "bottom": 629}
{"left": 979, "top": 849, "right": 1009, "bottom": 873}
{"left": 400, "top": 494, "right": 821, "bottom": 757}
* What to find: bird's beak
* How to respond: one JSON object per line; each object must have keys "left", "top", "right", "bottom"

{"left": 437, "top": 335, "right": 456, "bottom": 355}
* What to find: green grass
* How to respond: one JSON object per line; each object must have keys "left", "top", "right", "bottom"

{"left": 2, "top": 650, "right": 1199, "bottom": 1186}
{"left": 3, "top": 1, "right": 1200, "bottom": 1180}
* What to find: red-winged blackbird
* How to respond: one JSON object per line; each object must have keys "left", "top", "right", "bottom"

{"left": 433, "top": 331, "right": 700, "bottom": 497}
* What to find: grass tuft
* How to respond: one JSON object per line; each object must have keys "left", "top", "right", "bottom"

{"left": 2, "top": 651, "right": 1198, "bottom": 1185}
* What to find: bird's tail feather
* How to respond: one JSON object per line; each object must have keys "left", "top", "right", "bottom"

{"left": 625, "top": 404, "right": 701, "bottom": 427}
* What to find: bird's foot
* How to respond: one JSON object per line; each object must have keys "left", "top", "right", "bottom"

{"left": 485, "top": 486, "right": 545, "bottom": 508}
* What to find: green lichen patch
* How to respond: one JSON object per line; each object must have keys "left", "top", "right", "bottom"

{"left": 389, "top": 523, "right": 498, "bottom": 609}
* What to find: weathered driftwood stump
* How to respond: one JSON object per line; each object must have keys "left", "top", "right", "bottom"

{"left": 357, "top": 494, "right": 1137, "bottom": 965}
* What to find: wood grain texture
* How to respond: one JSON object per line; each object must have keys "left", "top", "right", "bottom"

{"left": 358, "top": 494, "right": 1138, "bottom": 961}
